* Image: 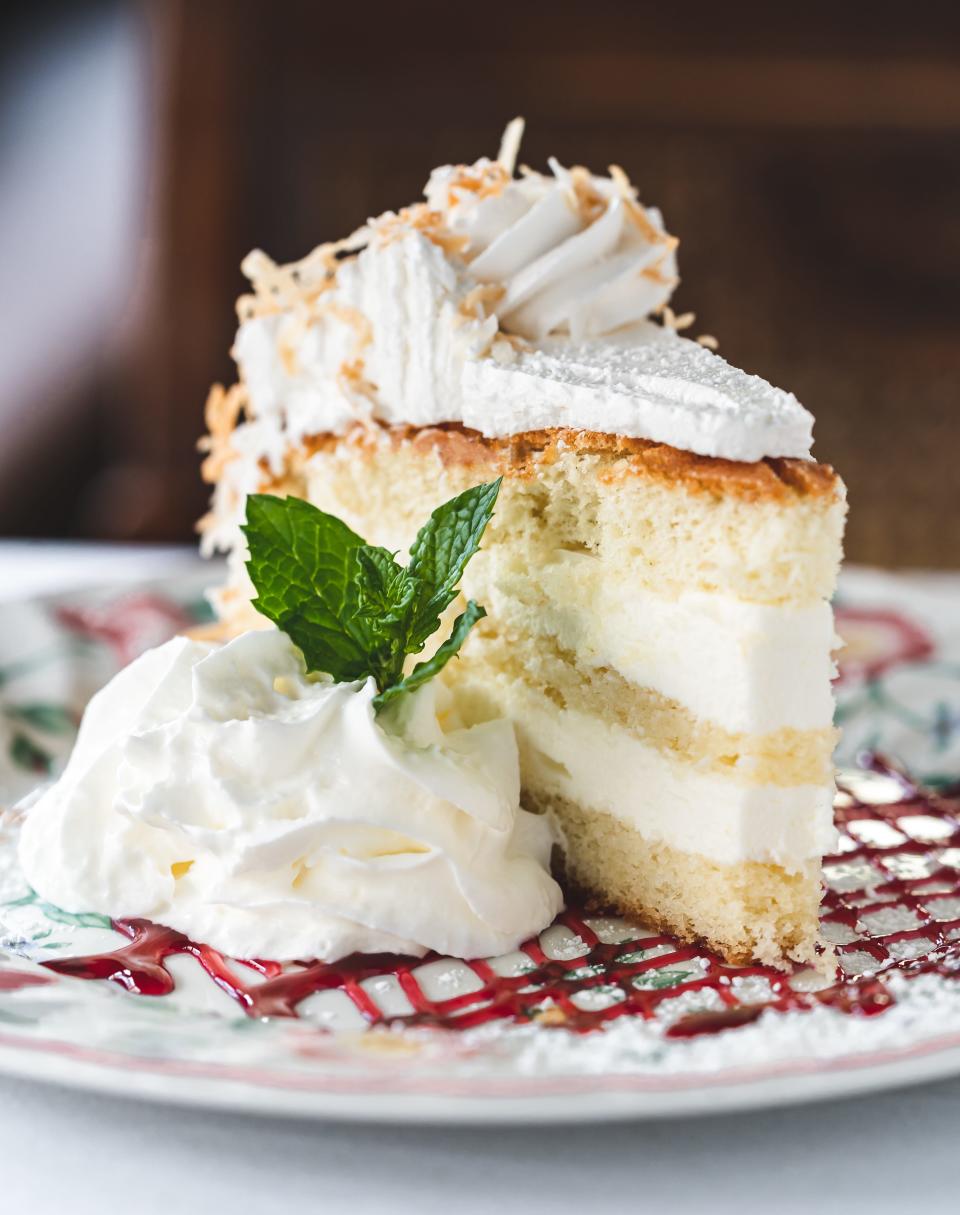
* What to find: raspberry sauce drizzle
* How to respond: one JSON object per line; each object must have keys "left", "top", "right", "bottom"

{"left": 42, "top": 761, "right": 960, "bottom": 1038}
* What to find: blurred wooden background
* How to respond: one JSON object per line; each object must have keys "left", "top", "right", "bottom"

{"left": 3, "top": 0, "right": 959, "bottom": 566}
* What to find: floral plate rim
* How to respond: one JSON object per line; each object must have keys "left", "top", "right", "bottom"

{"left": 3, "top": 1015, "right": 960, "bottom": 1124}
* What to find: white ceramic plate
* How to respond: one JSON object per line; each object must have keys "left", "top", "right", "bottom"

{"left": 1, "top": 571, "right": 959, "bottom": 1124}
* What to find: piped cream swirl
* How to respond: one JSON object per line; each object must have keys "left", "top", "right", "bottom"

{"left": 425, "top": 155, "right": 678, "bottom": 341}
{"left": 17, "top": 630, "right": 562, "bottom": 962}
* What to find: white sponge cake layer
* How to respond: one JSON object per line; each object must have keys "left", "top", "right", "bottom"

{"left": 292, "top": 429, "right": 845, "bottom": 604}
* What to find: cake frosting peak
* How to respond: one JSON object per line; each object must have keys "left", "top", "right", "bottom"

{"left": 423, "top": 133, "right": 678, "bottom": 342}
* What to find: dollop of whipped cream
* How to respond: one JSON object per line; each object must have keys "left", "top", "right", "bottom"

{"left": 17, "top": 630, "right": 562, "bottom": 962}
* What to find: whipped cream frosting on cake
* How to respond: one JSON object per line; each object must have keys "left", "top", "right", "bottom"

{"left": 197, "top": 120, "right": 846, "bottom": 967}
{"left": 224, "top": 118, "right": 811, "bottom": 510}
{"left": 18, "top": 630, "right": 561, "bottom": 961}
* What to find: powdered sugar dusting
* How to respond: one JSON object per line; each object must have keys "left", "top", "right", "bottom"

{"left": 489, "top": 323, "right": 814, "bottom": 463}
{"left": 456, "top": 970, "right": 960, "bottom": 1078}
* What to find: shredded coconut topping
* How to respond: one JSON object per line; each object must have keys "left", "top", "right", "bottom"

{"left": 497, "top": 116, "right": 525, "bottom": 176}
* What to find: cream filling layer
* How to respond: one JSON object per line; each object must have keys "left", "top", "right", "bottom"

{"left": 465, "top": 550, "right": 839, "bottom": 734}
{"left": 495, "top": 683, "right": 836, "bottom": 869}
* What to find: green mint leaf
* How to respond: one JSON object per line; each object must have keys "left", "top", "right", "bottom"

{"left": 242, "top": 494, "right": 373, "bottom": 682}
{"left": 353, "top": 547, "right": 422, "bottom": 689}
{"left": 375, "top": 600, "right": 486, "bottom": 709}
{"left": 243, "top": 480, "right": 500, "bottom": 705}
{"left": 354, "top": 548, "right": 419, "bottom": 626}
{"left": 406, "top": 478, "right": 501, "bottom": 647}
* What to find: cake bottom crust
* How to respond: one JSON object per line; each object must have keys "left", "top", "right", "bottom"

{"left": 531, "top": 790, "right": 822, "bottom": 968}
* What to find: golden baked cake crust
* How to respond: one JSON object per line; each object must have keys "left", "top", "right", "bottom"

{"left": 295, "top": 422, "right": 841, "bottom": 504}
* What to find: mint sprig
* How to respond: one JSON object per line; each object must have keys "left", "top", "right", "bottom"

{"left": 242, "top": 479, "right": 501, "bottom": 708}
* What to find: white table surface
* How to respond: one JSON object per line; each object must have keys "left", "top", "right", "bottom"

{"left": 2, "top": 541, "right": 958, "bottom": 1215}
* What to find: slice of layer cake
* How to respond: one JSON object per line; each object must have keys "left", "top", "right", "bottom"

{"left": 199, "top": 121, "right": 846, "bottom": 966}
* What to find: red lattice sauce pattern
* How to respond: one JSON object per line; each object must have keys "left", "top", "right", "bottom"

{"left": 43, "top": 761, "right": 960, "bottom": 1038}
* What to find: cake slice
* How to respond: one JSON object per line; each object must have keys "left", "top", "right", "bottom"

{"left": 200, "top": 121, "right": 846, "bottom": 966}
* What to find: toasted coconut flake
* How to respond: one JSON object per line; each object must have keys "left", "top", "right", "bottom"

{"left": 497, "top": 116, "right": 525, "bottom": 175}
{"left": 660, "top": 304, "right": 696, "bottom": 331}
{"left": 568, "top": 165, "right": 609, "bottom": 226}
{"left": 278, "top": 342, "right": 298, "bottom": 377}
{"left": 432, "top": 161, "right": 512, "bottom": 212}
{"left": 607, "top": 163, "right": 637, "bottom": 204}
{"left": 608, "top": 163, "right": 675, "bottom": 247}
{"left": 235, "top": 293, "right": 265, "bottom": 323}
{"left": 240, "top": 247, "right": 277, "bottom": 285}
{"left": 374, "top": 204, "right": 470, "bottom": 256}
{"left": 276, "top": 310, "right": 312, "bottom": 375}
{"left": 697, "top": 333, "right": 720, "bottom": 350}
{"left": 460, "top": 282, "right": 506, "bottom": 320}
{"left": 324, "top": 302, "right": 373, "bottom": 354}
{"left": 502, "top": 330, "right": 531, "bottom": 352}
{"left": 336, "top": 357, "right": 379, "bottom": 415}
{"left": 198, "top": 382, "right": 248, "bottom": 483}
{"left": 237, "top": 231, "right": 369, "bottom": 322}
{"left": 326, "top": 305, "right": 377, "bottom": 413}
{"left": 490, "top": 330, "right": 530, "bottom": 362}
{"left": 303, "top": 228, "right": 368, "bottom": 274}
{"left": 642, "top": 268, "right": 680, "bottom": 290}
